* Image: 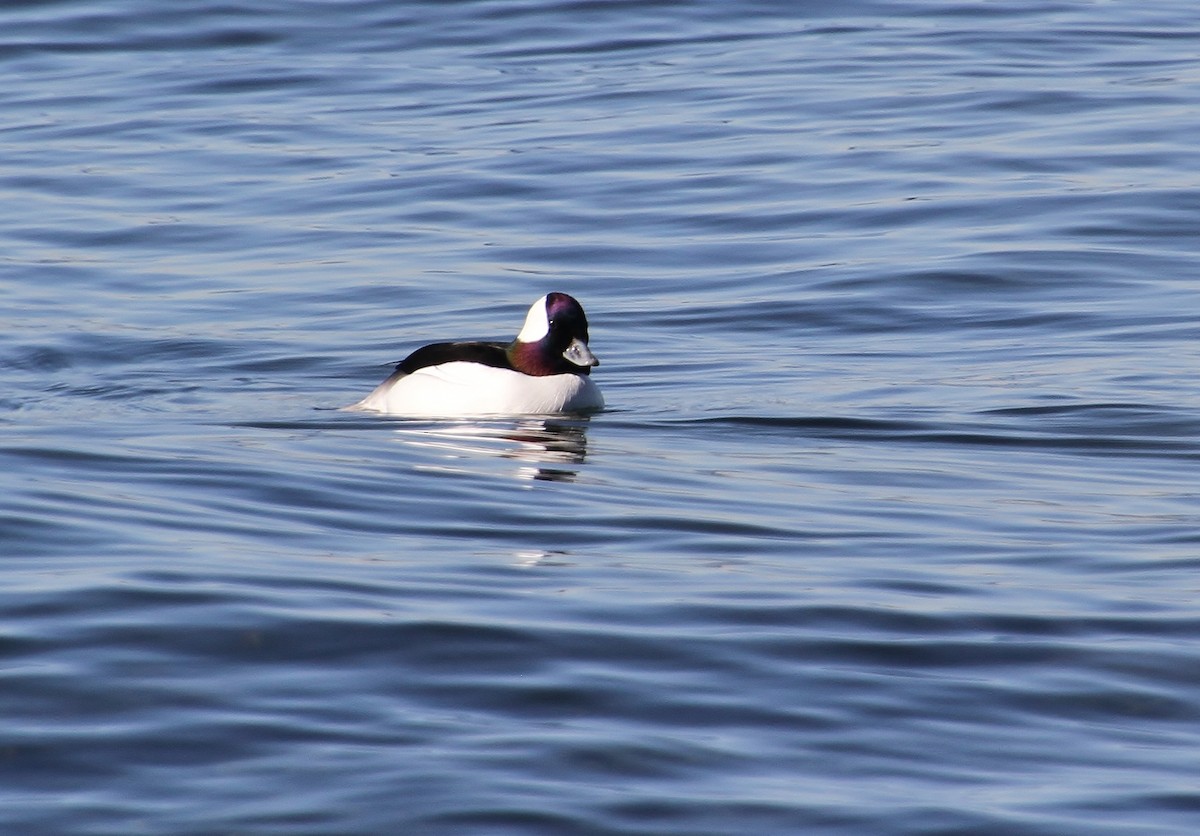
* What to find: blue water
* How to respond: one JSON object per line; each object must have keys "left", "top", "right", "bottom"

{"left": 4, "top": 1, "right": 1200, "bottom": 833}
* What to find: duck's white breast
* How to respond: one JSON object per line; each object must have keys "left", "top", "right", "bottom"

{"left": 352, "top": 361, "right": 604, "bottom": 417}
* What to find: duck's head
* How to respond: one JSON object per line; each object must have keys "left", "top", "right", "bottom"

{"left": 510, "top": 292, "right": 599, "bottom": 376}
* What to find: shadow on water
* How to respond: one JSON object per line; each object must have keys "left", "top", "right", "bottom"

{"left": 391, "top": 417, "right": 591, "bottom": 483}
{"left": 237, "top": 415, "right": 592, "bottom": 482}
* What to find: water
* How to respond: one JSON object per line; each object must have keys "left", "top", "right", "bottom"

{"left": 3, "top": 0, "right": 1200, "bottom": 833}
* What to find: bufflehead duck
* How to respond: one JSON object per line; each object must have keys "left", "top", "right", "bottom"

{"left": 350, "top": 292, "right": 604, "bottom": 417}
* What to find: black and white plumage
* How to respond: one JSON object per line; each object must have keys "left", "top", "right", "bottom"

{"left": 350, "top": 292, "right": 604, "bottom": 417}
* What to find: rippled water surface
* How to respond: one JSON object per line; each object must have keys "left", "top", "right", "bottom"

{"left": 4, "top": 1, "right": 1200, "bottom": 833}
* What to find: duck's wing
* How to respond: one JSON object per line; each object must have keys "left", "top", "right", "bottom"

{"left": 396, "top": 341, "right": 511, "bottom": 375}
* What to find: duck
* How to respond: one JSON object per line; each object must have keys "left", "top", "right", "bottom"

{"left": 349, "top": 292, "right": 604, "bottom": 417}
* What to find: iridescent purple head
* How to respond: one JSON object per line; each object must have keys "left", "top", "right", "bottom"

{"left": 510, "top": 292, "right": 598, "bottom": 376}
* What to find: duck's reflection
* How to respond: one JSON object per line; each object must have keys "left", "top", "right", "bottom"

{"left": 392, "top": 417, "right": 590, "bottom": 482}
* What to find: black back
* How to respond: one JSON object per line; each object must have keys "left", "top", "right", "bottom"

{"left": 395, "top": 341, "right": 512, "bottom": 375}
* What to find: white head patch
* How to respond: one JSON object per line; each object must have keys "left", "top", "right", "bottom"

{"left": 515, "top": 294, "right": 550, "bottom": 343}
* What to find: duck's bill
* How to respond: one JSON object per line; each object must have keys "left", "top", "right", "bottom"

{"left": 563, "top": 338, "right": 599, "bottom": 367}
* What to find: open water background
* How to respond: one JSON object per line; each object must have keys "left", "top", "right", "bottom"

{"left": 3, "top": 1, "right": 1200, "bottom": 833}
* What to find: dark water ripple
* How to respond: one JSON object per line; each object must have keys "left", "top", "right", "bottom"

{"left": 4, "top": 0, "right": 1200, "bottom": 833}
{"left": 673, "top": 405, "right": 1200, "bottom": 456}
